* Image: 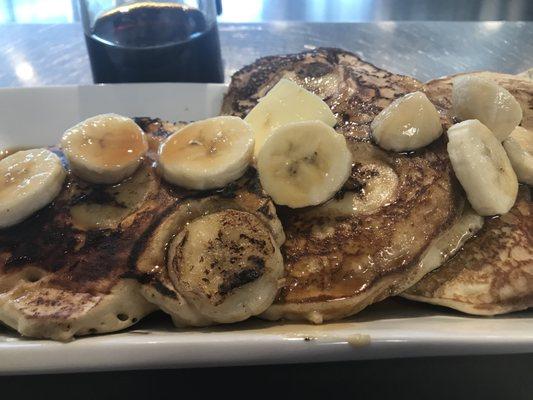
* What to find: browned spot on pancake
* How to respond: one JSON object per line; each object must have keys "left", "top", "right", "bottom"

{"left": 296, "top": 61, "right": 333, "bottom": 78}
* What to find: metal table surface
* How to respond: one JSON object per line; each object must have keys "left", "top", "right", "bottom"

{"left": 0, "top": 21, "right": 532, "bottom": 87}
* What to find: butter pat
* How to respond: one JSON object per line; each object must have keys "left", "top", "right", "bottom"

{"left": 244, "top": 79, "right": 337, "bottom": 157}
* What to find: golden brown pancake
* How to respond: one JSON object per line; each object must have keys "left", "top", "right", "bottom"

{"left": 403, "top": 186, "right": 532, "bottom": 315}
{"left": 223, "top": 48, "right": 469, "bottom": 323}
{"left": 0, "top": 159, "right": 160, "bottom": 340}
{"left": 0, "top": 118, "right": 286, "bottom": 339}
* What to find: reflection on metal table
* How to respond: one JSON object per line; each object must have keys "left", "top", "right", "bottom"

{"left": 0, "top": 22, "right": 532, "bottom": 87}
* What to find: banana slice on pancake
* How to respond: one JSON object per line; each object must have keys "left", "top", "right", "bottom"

{"left": 503, "top": 126, "right": 533, "bottom": 185}
{"left": 61, "top": 113, "right": 148, "bottom": 184}
{"left": 452, "top": 76, "right": 523, "bottom": 141}
{"left": 167, "top": 209, "right": 284, "bottom": 323}
{"left": 158, "top": 116, "right": 254, "bottom": 190}
{"left": 135, "top": 184, "right": 285, "bottom": 326}
{"left": 256, "top": 120, "right": 352, "bottom": 208}
{"left": 0, "top": 149, "right": 66, "bottom": 228}
{"left": 371, "top": 91, "right": 443, "bottom": 151}
{"left": 317, "top": 162, "right": 399, "bottom": 216}
{"left": 447, "top": 119, "right": 518, "bottom": 216}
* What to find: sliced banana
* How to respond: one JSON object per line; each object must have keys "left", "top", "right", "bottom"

{"left": 69, "top": 163, "right": 156, "bottom": 230}
{"left": 370, "top": 91, "right": 443, "bottom": 152}
{"left": 0, "top": 149, "right": 66, "bottom": 228}
{"left": 244, "top": 79, "right": 337, "bottom": 158}
{"left": 503, "top": 126, "right": 533, "bottom": 185}
{"left": 447, "top": 120, "right": 518, "bottom": 216}
{"left": 61, "top": 113, "right": 148, "bottom": 184}
{"left": 167, "top": 209, "right": 284, "bottom": 324}
{"left": 317, "top": 163, "right": 399, "bottom": 216}
{"left": 452, "top": 76, "right": 523, "bottom": 141}
{"left": 158, "top": 116, "right": 254, "bottom": 190}
{"left": 257, "top": 120, "right": 352, "bottom": 208}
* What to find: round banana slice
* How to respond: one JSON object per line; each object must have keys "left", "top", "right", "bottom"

{"left": 158, "top": 116, "right": 254, "bottom": 190}
{"left": 0, "top": 149, "right": 66, "bottom": 228}
{"left": 370, "top": 91, "right": 443, "bottom": 152}
{"left": 167, "top": 209, "right": 283, "bottom": 324}
{"left": 244, "top": 78, "right": 337, "bottom": 158}
{"left": 452, "top": 76, "right": 523, "bottom": 141}
{"left": 317, "top": 163, "right": 399, "bottom": 216}
{"left": 61, "top": 113, "right": 148, "bottom": 184}
{"left": 447, "top": 120, "right": 518, "bottom": 216}
{"left": 257, "top": 120, "right": 352, "bottom": 208}
{"left": 503, "top": 126, "right": 533, "bottom": 185}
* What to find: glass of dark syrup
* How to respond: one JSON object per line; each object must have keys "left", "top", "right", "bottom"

{"left": 80, "top": 1, "right": 224, "bottom": 83}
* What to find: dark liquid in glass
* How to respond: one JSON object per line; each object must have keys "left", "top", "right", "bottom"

{"left": 85, "top": 3, "right": 224, "bottom": 83}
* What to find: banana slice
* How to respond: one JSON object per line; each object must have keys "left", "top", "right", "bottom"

{"left": 61, "top": 113, "right": 148, "bottom": 184}
{"left": 257, "top": 120, "right": 352, "bottom": 208}
{"left": 371, "top": 91, "right": 443, "bottom": 152}
{"left": 447, "top": 120, "right": 518, "bottom": 216}
{"left": 317, "top": 163, "right": 399, "bottom": 216}
{"left": 167, "top": 209, "right": 283, "bottom": 324}
{"left": 503, "top": 126, "right": 533, "bottom": 185}
{"left": 158, "top": 116, "right": 254, "bottom": 190}
{"left": 244, "top": 79, "right": 337, "bottom": 158}
{"left": 452, "top": 76, "right": 523, "bottom": 141}
{"left": 0, "top": 149, "right": 66, "bottom": 228}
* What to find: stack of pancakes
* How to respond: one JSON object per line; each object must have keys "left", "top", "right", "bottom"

{"left": 0, "top": 48, "right": 531, "bottom": 340}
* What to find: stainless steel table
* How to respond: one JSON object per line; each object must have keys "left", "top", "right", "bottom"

{"left": 0, "top": 22, "right": 532, "bottom": 87}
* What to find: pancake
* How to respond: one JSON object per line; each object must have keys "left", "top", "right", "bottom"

{"left": 222, "top": 48, "right": 472, "bottom": 323}
{"left": 401, "top": 72, "right": 533, "bottom": 315}
{"left": 0, "top": 159, "right": 160, "bottom": 340}
{"left": 403, "top": 186, "right": 532, "bottom": 315}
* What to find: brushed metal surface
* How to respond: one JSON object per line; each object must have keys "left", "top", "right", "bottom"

{"left": 0, "top": 22, "right": 532, "bottom": 87}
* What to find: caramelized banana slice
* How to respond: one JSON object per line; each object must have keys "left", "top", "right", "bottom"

{"left": 61, "top": 114, "right": 148, "bottom": 184}
{"left": 167, "top": 209, "right": 284, "bottom": 324}
{"left": 158, "top": 116, "right": 254, "bottom": 190}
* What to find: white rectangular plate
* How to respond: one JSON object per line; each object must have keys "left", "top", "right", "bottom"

{"left": 0, "top": 83, "right": 532, "bottom": 375}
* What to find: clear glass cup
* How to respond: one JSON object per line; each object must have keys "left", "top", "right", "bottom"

{"left": 79, "top": 0, "right": 224, "bottom": 84}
